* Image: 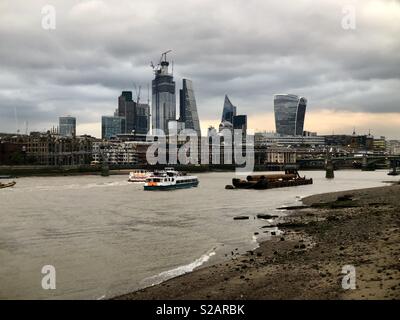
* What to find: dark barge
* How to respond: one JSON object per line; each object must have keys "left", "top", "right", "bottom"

{"left": 230, "top": 169, "right": 313, "bottom": 190}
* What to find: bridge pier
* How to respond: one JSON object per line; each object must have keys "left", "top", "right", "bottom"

{"left": 101, "top": 162, "right": 109, "bottom": 177}
{"left": 361, "top": 154, "right": 375, "bottom": 171}
{"left": 100, "top": 145, "right": 110, "bottom": 177}
{"left": 388, "top": 160, "right": 399, "bottom": 176}
{"left": 325, "top": 154, "right": 334, "bottom": 179}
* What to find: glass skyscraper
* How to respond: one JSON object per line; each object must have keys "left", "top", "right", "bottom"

{"left": 274, "top": 94, "right": 307, "bottom": 136}
{"left": 152, "top": 59, "right": 176, "bottom": 134}
{"left": 179, "top": 79, "right": 201, "bottom": 137}
{"left": 59, "top": 116, "right": 76, "bottom": 137}
{"left": 116, "top": 91, "right": 150, "bottom": 134}
{"left": 136, "top": 103, "right": 150, "bottom": 134}
{"left": 221, "top": 95, "right": 237, "bottom": 124}
{"left": 101, "top": 116, "right": 125, "bottom": 140}
{"left": 117, "top": 91, "right": 136, "bottom": 134}
{"left": 233, "top": 115, "right": 247, "bottom": 133}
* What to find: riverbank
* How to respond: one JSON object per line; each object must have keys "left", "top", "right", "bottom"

{"left": 2, "top": 164, "right": 387, "bottom": 177}
{"left": 114, "top": 182, "right": 400, "bottom": 300}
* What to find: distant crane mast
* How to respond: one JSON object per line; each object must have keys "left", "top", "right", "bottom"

{"left": 14, "top": 106, "right": 19, "bottom": 134}
{"left": 134, "top": 84, "right": 141, "bottom": 105}
{"left": 147, "top": 83, "right": 150, "bottom": 105}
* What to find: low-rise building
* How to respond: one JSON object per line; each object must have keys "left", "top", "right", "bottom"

{"left": 254, "top": 132, "right": 326, "bottom": 147}
{"left": 265, "top": 148, "right": 297, "bottom": 164}
{"left": 387, "top": 140, "right": 400, "bottom": 155}
{"left": 92, "top": 141, "right": 151, "bottom": 165}
{"left": 372, "top": 136, "right": 387, "bottom": 154}
{"left": 1, "top": 132, "right": 96, "bottom": 165}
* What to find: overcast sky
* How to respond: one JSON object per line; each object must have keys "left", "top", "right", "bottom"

{"left": 0, "top": 0, "right": 399, "bottom": 138}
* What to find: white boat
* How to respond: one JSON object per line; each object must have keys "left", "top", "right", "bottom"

{"left": 128, "top": 169, "right": 152, "bottom": 182}
{"left": 144, "top": 168, "right": 199, "bottom": 191}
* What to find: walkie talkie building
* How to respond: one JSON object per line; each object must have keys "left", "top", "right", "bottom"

{"left": 274, "top": 94, "right": 307, "bottom": 136}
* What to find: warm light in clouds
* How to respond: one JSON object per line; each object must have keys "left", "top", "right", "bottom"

{"left": 200, "top": 110, "right": 400, "bottom": 140}
{"left": 248, "top": 110, "right": 400, "bottom": 138}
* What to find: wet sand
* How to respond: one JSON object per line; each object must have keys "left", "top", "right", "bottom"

{"left": 114, "top": 183, "right": 400, "bottom": 300}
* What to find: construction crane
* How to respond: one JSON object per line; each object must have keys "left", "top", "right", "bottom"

{"left": 150, "top": 50, "right": 172, "bottom": 74}
{"left": 134, "top": 84, "right": 141, "bottom": 105}
{"left": 160, "top": 50, "right": 171, "bottom": 63}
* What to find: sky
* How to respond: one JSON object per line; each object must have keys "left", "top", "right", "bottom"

{"left": 0, "top": 0, "right": 399, "bottom": 139}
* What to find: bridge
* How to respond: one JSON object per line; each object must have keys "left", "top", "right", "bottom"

{"left": 298, "top": 154, "right": 400, "bottom": 173}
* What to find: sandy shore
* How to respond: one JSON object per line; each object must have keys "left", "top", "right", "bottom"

{"left": 114, "top": 183, "right": 400, "bottom": 300}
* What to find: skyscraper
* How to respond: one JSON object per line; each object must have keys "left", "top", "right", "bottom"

{"left": 101, "top": 116, "right": 125, "bottom": 140}
{"left": 59, "top": 116, "right": 76, "bottom": 137}
{"left": 274, "top": 94, "right": 307, "bottom": 136}
{"left": 179, "top": 79, "right": 201, "bottom": 136}
{"left": 221, "top": 95, "right": 237, "bottom": 124}
{"left": 135, "top": 103, "right": 150, "bottom": 134}
{"left": 117, "top": 91, "right": 135, "bottom": 134}
{"left": 152, "top": 54, "right": 176, "bottom": 134}
{"left": 116, "top": 91, "right": 150, "bottom": 134}
{"left": 233, "top": 115, "right": 247, "bottom": 135}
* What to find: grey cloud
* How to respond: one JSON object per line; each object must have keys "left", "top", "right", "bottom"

{"left": 0, "top": 0, "right": 399, "bottom": 137}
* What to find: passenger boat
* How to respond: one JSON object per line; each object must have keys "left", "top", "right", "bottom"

{"left": 144, "top": 168, "right": 199, "bottom": 191}
{"left": 128, "top": 169, "right": 152, "bottom": 182}
{"left": 229, "top": 168, "right": 312, "bottom": 190}
{"left": 0, "top": 181, "right": 16, "bottom": 189}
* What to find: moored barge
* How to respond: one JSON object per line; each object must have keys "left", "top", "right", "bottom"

{"left": 230, "top": 169, "right": 312, "bottom": 190}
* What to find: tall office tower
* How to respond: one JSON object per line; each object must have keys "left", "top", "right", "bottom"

{"left": 136, "top": 103, "right": 150, "bottom": 134}
{"left": 233, "top": 115, "right": 247, "bottom": 135}
{"left": 179, "top": 79, "right": 201, "bottom": 136}
{"left": 117, "top": 91, "right": 136, "bottom": 134}
{"left": 59, "top": 116, "right": 76, "bottom": 137}
{"left": 101, "top": 116, "right": 125, "bottom": 140}
{"left": 152, "top": 53, "right": 176, "bottom": 134}
{"left": 221, "top": 95, "right": 237, "bottom": 124}
{"left": 274, "top": 94, "right": 307, "bottom": 136}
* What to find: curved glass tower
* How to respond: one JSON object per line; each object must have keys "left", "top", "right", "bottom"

{"left": 274, "top": 94, "right": 307, "bottom": 136}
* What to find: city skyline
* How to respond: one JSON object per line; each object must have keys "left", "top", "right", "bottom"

{"left": 0, "top": 1, "right": 399, "bottom": 139}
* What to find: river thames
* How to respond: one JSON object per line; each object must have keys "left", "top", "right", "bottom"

{"left": 0, "top": 170, "right": 394, "bottom": 299}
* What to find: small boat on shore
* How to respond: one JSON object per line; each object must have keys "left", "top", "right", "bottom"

{"left": 0, "top": 181, "right": 16, "bottom": 189}
{"left": 229, "top": 169, "right": 312, "bottom": 190}
{"left": 0, "top": 175, "right": 13, "bottom": 179}
{"left": 144, "top": 168, "right": 199, "bottom": 191}
{"left": 128, "top": 169, "right": 152, "bottom": 182}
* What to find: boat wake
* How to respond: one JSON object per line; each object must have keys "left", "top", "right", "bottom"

{"left": 29, "top": 181, "right": 131, "bottom": 191}
{"left": 141, "top": 248, "right": 217, "bottom": 287}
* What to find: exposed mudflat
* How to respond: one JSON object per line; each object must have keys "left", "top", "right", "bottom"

{"left": 114, "top": 183, "right": 400, "bottom": 300}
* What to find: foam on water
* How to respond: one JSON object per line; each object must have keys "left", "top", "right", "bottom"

{"left": 141, "top": 248, "right": 217, "bottom": 287}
